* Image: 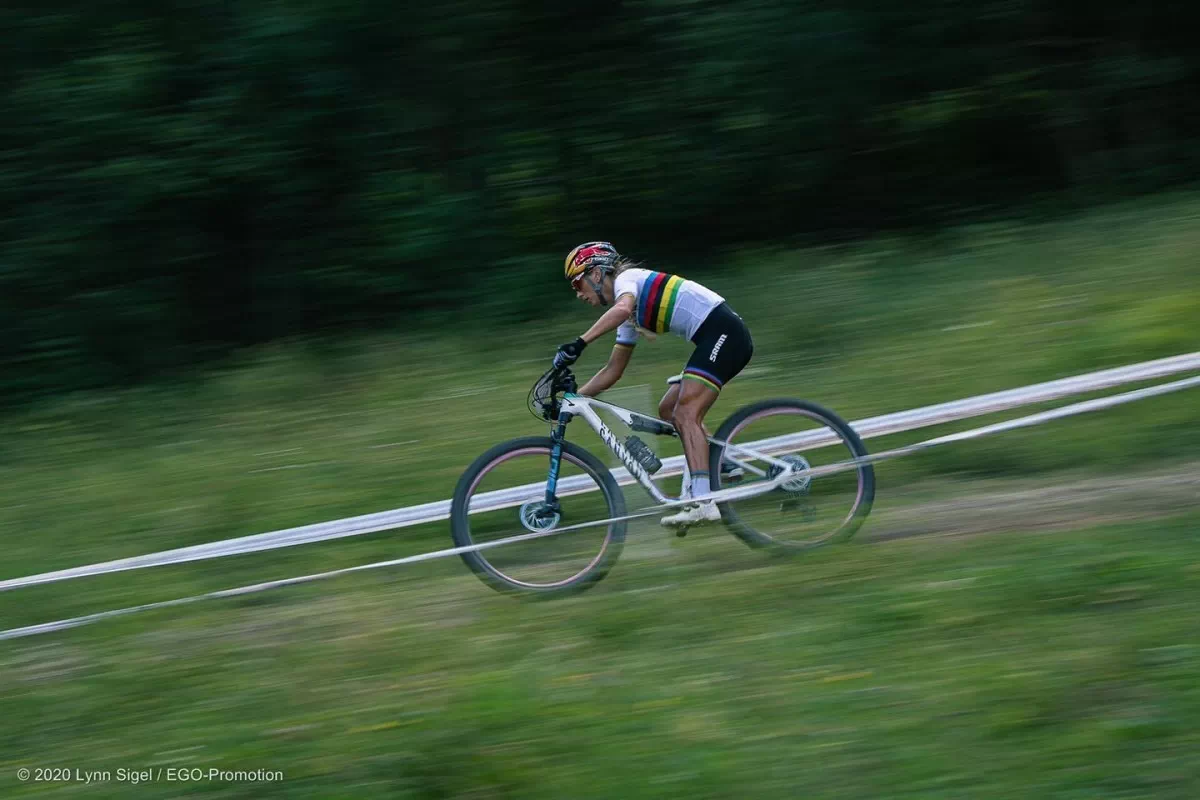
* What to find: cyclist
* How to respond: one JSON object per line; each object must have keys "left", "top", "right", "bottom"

{"left": 552, "top": 241, "right": 754, "bottom": 527}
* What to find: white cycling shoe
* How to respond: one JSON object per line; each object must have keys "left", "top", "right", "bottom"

{"left": 660, "top": 500, "right": 721, "bottom": 528}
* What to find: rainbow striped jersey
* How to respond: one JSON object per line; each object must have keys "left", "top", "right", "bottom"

{"left": 611, "top": 268, "right": 724, "bottom": 346}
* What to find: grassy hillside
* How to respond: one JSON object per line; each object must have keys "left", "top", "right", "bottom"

{"left": 1, "top": 191, "right": 1198, "bottom": 798}
{"left": 3, "top": 513, "right": 1200, "bottom": 798}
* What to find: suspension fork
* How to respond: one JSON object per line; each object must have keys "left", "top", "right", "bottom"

{"left": 544, "top": 412, "right": 572, "bottom": 512}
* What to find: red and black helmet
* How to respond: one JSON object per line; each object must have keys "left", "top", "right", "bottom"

{"left": 564, "top": 241, "right": 619, "bottom": 285}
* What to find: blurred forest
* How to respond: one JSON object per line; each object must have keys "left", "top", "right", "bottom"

{"left": 3, "top": 0, "right": 1199, "bottom": 401}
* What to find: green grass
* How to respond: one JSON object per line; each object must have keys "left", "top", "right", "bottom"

{"left": 0, "top": 191, "right": 1198, "bottom": 796}
{"left": 3, "top": 514, "right": 1200, "bottom": 798}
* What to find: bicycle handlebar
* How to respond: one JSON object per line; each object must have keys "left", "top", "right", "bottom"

{"left": 528, "top": 366, "right": 578, "bottom": 421}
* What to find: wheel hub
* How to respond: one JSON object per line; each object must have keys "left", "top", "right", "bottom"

{"left": 519, "top": 500, "right": 562, "bottom": 532}
{"left": 771, "top": 454, "right": 813, "bottom": 494}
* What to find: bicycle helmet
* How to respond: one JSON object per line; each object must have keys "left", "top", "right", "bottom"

{"left": 564, "top": 242, "right": 619, "bottom": 306}
{"left": 564, "top": 242, "right": 619, "bottom": 284}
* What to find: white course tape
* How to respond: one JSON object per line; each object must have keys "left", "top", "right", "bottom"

{"left": 1, "top": 372, "right": 1196, "bottom": 641}
{"left": 0, "top": 522, "right": 623, "bottom": 641}
{"left": 2, "top": 351, "right": 1198, "bottom": 592}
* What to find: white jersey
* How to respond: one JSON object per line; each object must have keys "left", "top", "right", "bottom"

{"left": 611, "top": 268, "right": 724, "bottom": 346}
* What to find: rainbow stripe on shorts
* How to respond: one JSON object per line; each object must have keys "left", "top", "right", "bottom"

{"left": 682, "top": 366, "right": 723, "bottom": 392}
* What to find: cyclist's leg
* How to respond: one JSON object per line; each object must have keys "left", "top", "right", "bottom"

{"left": 677, "top": 303, "right": 755, "bottom": 497}
{"left": 657, "top": 378, "right": 681, "bottom": 423}
{"left": 661, "top": 374, "right": 719, "bottom": 442}
{"left": 660, "top": 377, "right": 723, "bottom": 527}
{"left": 673, "top": 378, "right": 720, "bottom": 484}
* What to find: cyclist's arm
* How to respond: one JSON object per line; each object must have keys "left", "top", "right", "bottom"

{"left": 579, "top": 343, "right": 634, "bottom": 397}
{"left": 580, "top": 293, "right": 636, "bottom": 344}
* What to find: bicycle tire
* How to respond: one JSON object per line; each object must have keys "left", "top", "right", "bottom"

{"left": 450, "top": 436, "right": 627, "bottom": 596}
{"left": 710, "top": 399, "right": 875, "bottom": 551}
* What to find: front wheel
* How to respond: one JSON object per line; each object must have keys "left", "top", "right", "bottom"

{"left": 710, "top": 399, "right": 875, "bottom": 551}
{"left": 450, "top": 436, "right": 626, "bottom": 596}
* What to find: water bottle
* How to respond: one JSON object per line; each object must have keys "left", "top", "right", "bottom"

{"left": 625, "top": 435, "right": 663, "bottom": 474}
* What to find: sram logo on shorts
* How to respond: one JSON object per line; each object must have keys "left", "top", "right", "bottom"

{"left": 709, "top": 334, "right": 727, "bottom": 362}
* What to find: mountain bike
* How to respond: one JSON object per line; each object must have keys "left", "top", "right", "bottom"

{"left": 449, "top": 366, "right": 875, "bottom": 596}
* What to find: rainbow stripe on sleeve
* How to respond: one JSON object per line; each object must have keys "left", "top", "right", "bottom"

{"left": 636, "top": 272, "right": 684, "bottom": 334}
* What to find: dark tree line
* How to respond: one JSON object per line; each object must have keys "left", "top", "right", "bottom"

{"left": 3, "top": 0, "right": 1199, "bottom": 401}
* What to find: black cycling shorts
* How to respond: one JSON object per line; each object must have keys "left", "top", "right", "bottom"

{"left": 680, "top": 303, "right": 754, "bottom": 392}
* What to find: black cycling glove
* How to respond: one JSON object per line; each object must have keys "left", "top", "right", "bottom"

{"left": 552, "top": 337, "right": 587, "bottom": 369}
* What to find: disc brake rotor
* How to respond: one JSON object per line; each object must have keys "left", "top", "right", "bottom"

{"left": 519, "top": 500, "right": 562, "bottom": 532}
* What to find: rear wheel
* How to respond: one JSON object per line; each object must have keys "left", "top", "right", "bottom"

{"left": 710, "top": 400, "right": 874, "bottom": 551}
{"left": 450, "top": 437, "right": 626, "bottom": 596}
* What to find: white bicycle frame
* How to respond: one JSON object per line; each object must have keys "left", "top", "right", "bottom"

{"left": 559, "top": 392, "right": 802, "bottom": 509}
